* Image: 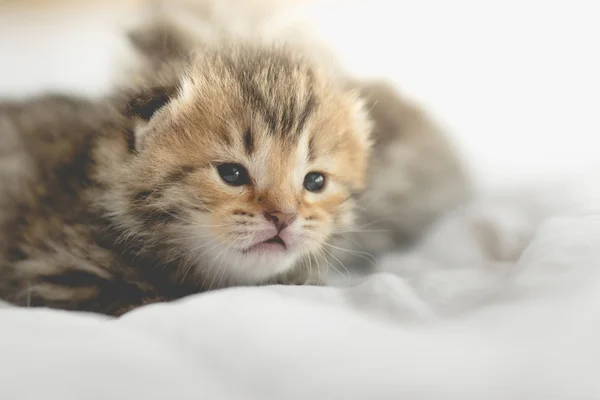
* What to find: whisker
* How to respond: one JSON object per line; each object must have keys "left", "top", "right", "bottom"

{"left": 216, "top": 240, "right": 242, "bottom": 289}
{"left": 333, "top": 229, "right": 391, "bottom": 234}
{"left": 163, "top": 211, "right": 228, "bottom": 228}
{"left": 209, "top": 248, "right": 228, "bottom": 291}
{"left": 209, "top": 237, "right": 243, "bottom": 290}
{"left": 330, "top": 234, "right": 367, "bottom": 251}
{"left": 167, "top": 232, "right": 225, "bottom": 242}
{"left": 204, "top": 245, "right": 228, "bottom": 290}
{"left": 180, "top": 234, "right": 226, "bottom": 260}
{"left": 313, "top": 252, "right": 324, "bottom": 283}
{"left": 317, "top": 250, "right": 339, "bottom": 281}
{"left": 323, "top": 242, "right": 377, "bottom": 267}
{"left": 347, "top": 219, "right": 387, "bottom": 230}
{"left": 313, "top": 249, "right": 331, "bottom": 278}
{"left": 321, "top": 247, "right": 352, "bottom": 284}
{"left": 306, "top": 253, "right": 313, "bottom": 286}
{"left": 177, "top": 234, "right": 230, "bottom": 283}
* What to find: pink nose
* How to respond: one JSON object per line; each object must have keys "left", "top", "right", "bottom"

{"left": 264, "top": 211, "right": 296, "bottom": 232}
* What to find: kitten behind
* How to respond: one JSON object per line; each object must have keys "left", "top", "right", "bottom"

{"left": 331, "top": 80, "right": 470, "bottom": 268}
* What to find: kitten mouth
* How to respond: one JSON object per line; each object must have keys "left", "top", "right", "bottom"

{"left": 243, "top": 235, "right": 287, "bottom": 253}
{"left": 263, "top": 235, "right": 286, "bottom": 248}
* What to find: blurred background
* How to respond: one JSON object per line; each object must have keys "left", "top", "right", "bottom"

{"left": 1, "top": 0, "right": 599, "bottom": 196}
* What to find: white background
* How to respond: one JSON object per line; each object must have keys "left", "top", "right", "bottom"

{"left": 1, "top": 0, "right": 599, "bottom": 189}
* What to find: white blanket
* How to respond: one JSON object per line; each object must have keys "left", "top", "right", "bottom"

{"left": 2, "top": 207, "right": 600, "bottom": 400}
{"left": 1, "top": 1, "right": 600, "bottom": 399}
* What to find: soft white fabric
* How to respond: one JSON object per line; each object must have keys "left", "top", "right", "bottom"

{"left": 2, "top": 210, "right": 600, "bottom": 400}
{"left": 1, "top": 1, "right": 600, "bottom": 399}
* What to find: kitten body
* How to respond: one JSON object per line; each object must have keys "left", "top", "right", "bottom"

{"left": 333, "top": 81, "right": 470, "bottom": 267}
{"left": 0, "top": 45, "right": 371, "bottom": 314}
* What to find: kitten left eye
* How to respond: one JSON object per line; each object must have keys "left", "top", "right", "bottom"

{"left": 217, "top": 163, "right": 251, "bottom": 186}
{"left": 303, "top": 172, "right": 326, "bottom": 192}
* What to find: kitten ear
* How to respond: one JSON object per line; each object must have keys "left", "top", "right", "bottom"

{"left": 125, "top": 86, "right": 178, "bottom": 121}
{"left": 123, "top": 85, "right": 179, "bottom": 152}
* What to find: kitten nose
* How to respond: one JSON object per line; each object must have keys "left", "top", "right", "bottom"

{"left": 264, "top": 211, "right": 296, "bottom": 231}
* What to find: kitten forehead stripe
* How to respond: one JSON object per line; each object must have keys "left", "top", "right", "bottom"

{"left": 235, "top": 70, "right": 316, "bottom": 140}
{"left": 243, "top": 127, "right": 254, "bottom": 155}
{"left": 296, "top": 93, "right": 317, "bottom": 135}
{"left": 308, "top": 136, "right": 317, "bottom": 162}
{"left": 239, "top": 78, "right": 279, "bottom": 134}
{"left": 280, "top": 95, "right": 297, "bottom": 137}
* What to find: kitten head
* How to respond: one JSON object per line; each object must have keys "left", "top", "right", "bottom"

{"left": 109, "top": 45, "right": 371, "bottom": 286}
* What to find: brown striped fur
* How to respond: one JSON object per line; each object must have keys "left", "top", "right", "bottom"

{"left": 0, "top": 43, "right": 371, "bottom": 314}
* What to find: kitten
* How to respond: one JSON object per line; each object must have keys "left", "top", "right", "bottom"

{"left": 332, "top": 80, "right": 470, "bottom": 268}
{"left": 125, "top": 17, "right": 471, "bottom": 272}
{"left": 0, "top": 44, "right": 371, "bottom": 315}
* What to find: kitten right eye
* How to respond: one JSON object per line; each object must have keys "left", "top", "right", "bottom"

{"left": 216, "top": 163, "right": 251, "bottom": 186}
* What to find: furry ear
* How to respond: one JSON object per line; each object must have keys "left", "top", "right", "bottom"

{"left": 123, "top": 85, "right": 180, "bottom": 152}
{"left": 125, "top": 86, "right": 178, "bottom": 121}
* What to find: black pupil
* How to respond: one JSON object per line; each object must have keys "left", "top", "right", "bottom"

{"left": 304, "top": 172, "right": 325, "bottom": 192}
{"left": 217, "top": 163, "right": 249, "bottom": 186}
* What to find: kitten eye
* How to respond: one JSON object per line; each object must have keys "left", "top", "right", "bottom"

{"left": 217, "top": 163, "right": 251, "bottom": 186}
{"left": 303, "top": 172, "right": 326, "bottom": 192}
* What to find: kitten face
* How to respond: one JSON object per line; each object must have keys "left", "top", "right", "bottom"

{"left": 114, "top": 47, "right": 371, "bottom": 286}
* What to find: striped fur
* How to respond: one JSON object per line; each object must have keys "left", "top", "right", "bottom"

{"left": 0, "top": 43, "right": 372, "bottom": 315}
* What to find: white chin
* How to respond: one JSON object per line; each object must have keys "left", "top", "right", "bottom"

{"left": 209, "top": 250, "right": 299, "bottom": 286}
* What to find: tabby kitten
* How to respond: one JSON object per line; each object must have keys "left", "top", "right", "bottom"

{"left": 0, "top": 44, "right": 371, "bottom": 315}
{"left": 126, "top": 18, "right": 471, "bottom": 271}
